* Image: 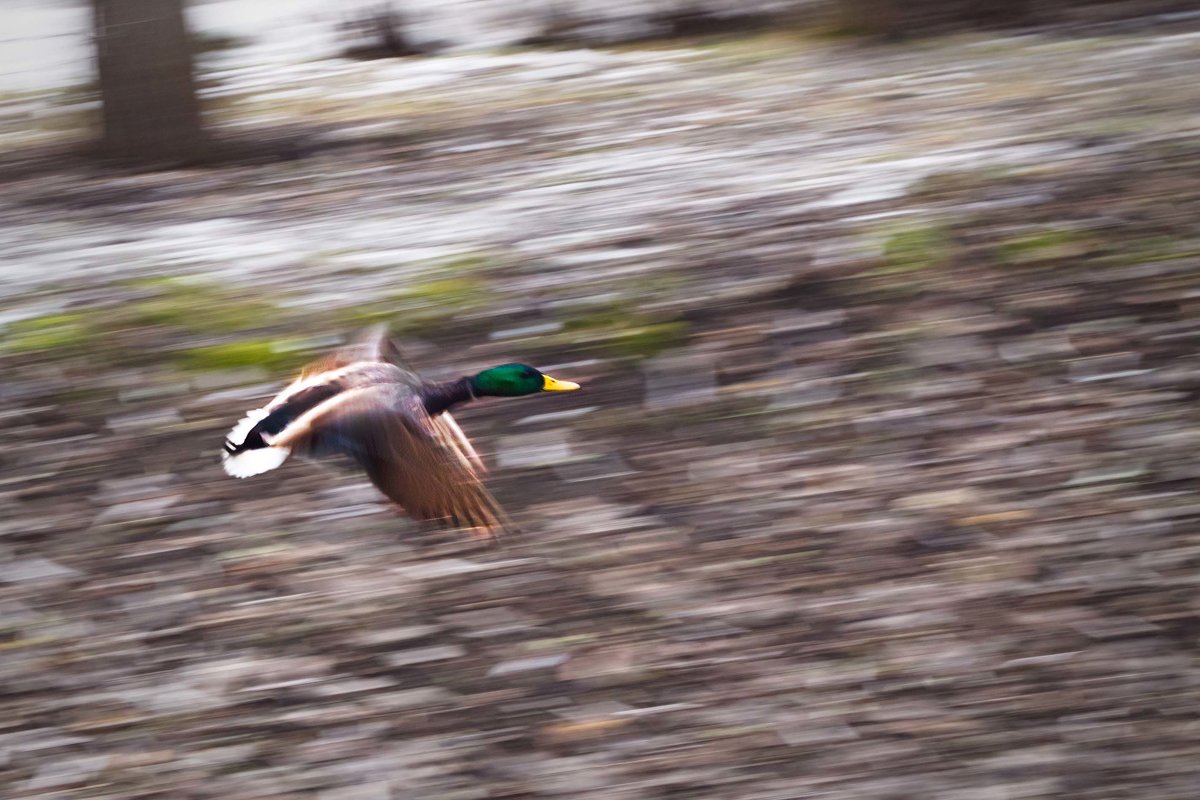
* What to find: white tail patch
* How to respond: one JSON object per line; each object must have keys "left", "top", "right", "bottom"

{"left": 221, "top": 407, "right": 291, "bottom": 478}
{"left": 222, "top": 446, "right": 290, "bottom": 478}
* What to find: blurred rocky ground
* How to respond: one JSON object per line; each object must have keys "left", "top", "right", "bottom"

{"left": 2, "top": 10, "right": 1200, "bottom": 800}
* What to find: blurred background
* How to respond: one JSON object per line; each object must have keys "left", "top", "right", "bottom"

{"left": 3, "top": 1, "right": 1200, "bottom": 798}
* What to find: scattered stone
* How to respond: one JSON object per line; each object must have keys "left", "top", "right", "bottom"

{"left": 895, "top": 488, "right": 983, "bottom": 511}
{"left": 0, "top": 558, "right": 80, "bottom": 584}
{"left": 24, "top": 755, "right": 109, "bottom": 791}
{"left": 443, "top": 607, "right": 540, "bottom": 638}
{"left": 318, "top": 781, "right": 393, "bottom": 800}
{"left": 353, "top": 625, "right": 443, "bottom": 648}
{"left": 538, "top": 716, "right": 632, "bottom": 748}
{"left": 105, "top": 408, "right": 184, "bottom": 433}
{"left": 642, "top": 349, "right": 717, "bottom": 410}
{"left": 384, "top": 645, "right": 467, "bottom": 668}
{"left": 93, "top": 494, "right": 183, "bottom": 524}
{"left": 487, "top": 654, "right": 569, "bottom": 677}
{"left": 496, "top": 430, "right": 575, "bottom": 469}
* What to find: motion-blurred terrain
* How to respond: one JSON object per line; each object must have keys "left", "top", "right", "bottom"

{"left": 2, "top": 3, "right": 1200, "bottom": 798}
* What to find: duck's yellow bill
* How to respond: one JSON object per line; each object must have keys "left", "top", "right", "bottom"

{"left": 542, "top": 375, "right": 581, "bottom": 392}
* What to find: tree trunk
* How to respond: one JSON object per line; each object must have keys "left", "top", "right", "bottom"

{"left": 92, "top": 0, "right": 206, "bottom": 164}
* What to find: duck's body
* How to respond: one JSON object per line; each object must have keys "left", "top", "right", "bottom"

{"left": 221, "top": 326, "right": 579, "bottom": 539}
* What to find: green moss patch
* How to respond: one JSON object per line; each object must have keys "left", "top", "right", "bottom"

{"left": 340, "top": 274, "right": 489, "bottom": 336}
{"left": 116, "top": 277, "right": 284, "bottom": 335}
{"left": 995, "top": 228, "right": 1093, "bottom": 266}
{"left": 880, "top": 224, "right": 954, "bottom": 274}
{"left": 172, "top": 338, "right": 310, "bottom": 373}
{"left": 2, "top": 313, "right": 94, "bottom": 355}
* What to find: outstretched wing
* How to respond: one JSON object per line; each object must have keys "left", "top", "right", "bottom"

{"left": 271, "top": 383, "right": 512, "bottom": 540}
{"left": 429, "top": 409, "right": 486, "bottom": 476}
{"left": 329, "top": 324, "right": 486, "bottom": 474}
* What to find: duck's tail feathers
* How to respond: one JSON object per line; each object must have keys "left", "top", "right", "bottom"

{"left": 222, "top": 445, "right": 290, "bottom": 478}
{"left": 221, "top": 407, "right": 291, "bottom": 478}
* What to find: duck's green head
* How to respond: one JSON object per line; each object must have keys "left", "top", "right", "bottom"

{"left": 471, "top": 363, "right": 580, "bottom": 397}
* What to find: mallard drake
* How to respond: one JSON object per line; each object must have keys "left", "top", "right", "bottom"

{"left": 220, "top": 325, "right": 579, "bottom": 539}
